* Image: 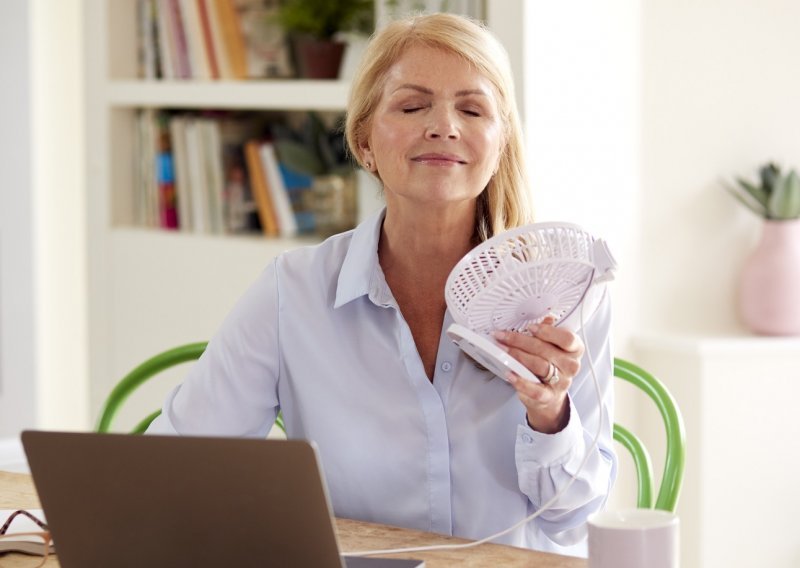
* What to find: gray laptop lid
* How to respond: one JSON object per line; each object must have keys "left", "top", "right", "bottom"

{"left": 21, "top": 431, "right": 423, "bottom": 568}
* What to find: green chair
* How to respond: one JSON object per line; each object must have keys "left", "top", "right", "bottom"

{"left": 613, "top": 357, "right": 685, "bottom": 512}
{"left": 95, "top": 342, "right": 285, "bottom": 434}
{"left": 98, "top": 347, "right": 684, "bottom": 511}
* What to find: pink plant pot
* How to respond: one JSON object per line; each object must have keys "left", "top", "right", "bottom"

{"left": 739, "top": 218, "right": 800, "bottom": 335}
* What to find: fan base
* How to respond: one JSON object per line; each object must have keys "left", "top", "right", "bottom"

{"left": 446, "top": 324, "right": 541, "bottom": 384}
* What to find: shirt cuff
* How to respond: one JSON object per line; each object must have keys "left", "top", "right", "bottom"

{"left": 515, "top": 396, "right": 584, "bottom": 466}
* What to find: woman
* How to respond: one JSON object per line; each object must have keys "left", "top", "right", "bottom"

{"left": 148, "top": 13, "right": 616, "bottom": 556}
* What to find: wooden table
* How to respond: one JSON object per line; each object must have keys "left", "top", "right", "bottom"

{"left": 0, "top": 470, "right": 586, "bottom": 567}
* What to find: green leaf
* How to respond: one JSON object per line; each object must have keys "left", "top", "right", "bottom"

{"left": 725, "top": 183, "right": 768, "bottom": 217}
{"left": 273, "top": 139, "right": 325, "bottom": 176}
{"left": 736, "top": 177, "right": 769, "bottom": 207}
{"left": 759, "top": 162, "right": 781, "bottom": 193}
{"left": 769, "top": 170, "right": 800, "bottom": 220}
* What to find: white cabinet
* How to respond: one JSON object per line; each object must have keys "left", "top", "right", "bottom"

{"left": 633, "top": 334, "right": 800, "bottom": 568}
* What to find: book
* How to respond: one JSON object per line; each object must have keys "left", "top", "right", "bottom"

{"left": 199, "top": 119, "right": 226, "bottom": 233}
{"left": 196, "top": 0, "right": 220, "bottom": 79}
{"left": 202, "top": 0, "right": 233, "bottom": 79}
{"left": 214, "top": 0, "right": 248, "bottom": 79}
{"left": 260, "top": 142, "right": 297, "bottom": 237}
{"left": 244, "top": 139, "right": 279, "bottom": 236}
{"left": 178, "top": 0, "right": 211, "bottom": 79}
{"left": 134, "top": 109, "right": 161, "bottom": 228}
{"left": 156, "top": 114, "right": 179, "bottom": 229}
{"left": 169, "top": 115, "right": 194, "bottom": 231}
{"left": 183, "top": 118, "right": 210, "bottom": 233}
{"left": 155, "top": 0, "right": 176, "bottom": 79}
{"left": 137, "top": 0, "right": 160, "bottom": 79}
{"left": 166, "top": 0, "right": 192, "bottom": 78}
{"left": 0, "top": 509, "right": 53, "bottom": 556}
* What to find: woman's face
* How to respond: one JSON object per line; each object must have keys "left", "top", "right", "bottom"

{"left": 360, "top": 45, "right": 505, "bottom": 209}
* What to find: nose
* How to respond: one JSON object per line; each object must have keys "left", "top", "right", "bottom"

{"left": 425, "top": 107, "right": 460, "bottom": 140}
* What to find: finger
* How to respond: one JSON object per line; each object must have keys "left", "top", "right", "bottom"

{"left": 507, "top": 372, "right": 550, "bottom": 402}
{"left": 528, "top": 321, "right": 584, "bottom": 354}
{"left": 494, "top": 334, "right": 552, "bottom": 378}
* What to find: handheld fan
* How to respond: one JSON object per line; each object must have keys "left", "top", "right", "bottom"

{"left": 445, "top": 222, "right": 617, "bottom": 384}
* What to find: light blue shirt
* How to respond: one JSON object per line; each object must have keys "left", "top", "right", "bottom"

{"left": 148, "top": 208, "right": 617, "bottom": 556}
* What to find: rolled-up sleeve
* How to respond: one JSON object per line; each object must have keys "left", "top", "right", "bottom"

{"left": 514, "top": 291, "right": 617, "bottom": 547}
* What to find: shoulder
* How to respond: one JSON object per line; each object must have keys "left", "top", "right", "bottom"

{"left": 274, "top": 229, "right": 356, "bottom": 281}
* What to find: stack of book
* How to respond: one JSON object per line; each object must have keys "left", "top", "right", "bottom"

{"left": 137, "top": 0, "right": 293, "bottom": 80}
{"left": 134, "top": 110, "right": 341, "bottom": 238}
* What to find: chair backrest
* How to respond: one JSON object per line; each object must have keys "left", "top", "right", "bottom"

{"left": 96, "top": 342, "right": 287, "bottom": 435}
{"left": 613, "top": 357, "right": 686, "bottom": 512}
{"left": 98, "top": 347, "right": 684, "bottom": 511}
{"left": 96, "top": 342, "right": 209, "bottom": 434}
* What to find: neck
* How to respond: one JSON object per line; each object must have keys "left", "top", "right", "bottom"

{"left": 379, "top": 202, "right": 477, "bottom": 279}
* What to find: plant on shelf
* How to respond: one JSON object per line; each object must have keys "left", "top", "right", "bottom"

{"left": 728, "top": 162, "right": 800, "bottom": 220}
{"left": 273, "top": 113, "right": 358, "bottom": 236}
{"left": 275, "top": 0, "right": 373, "bottom": 78}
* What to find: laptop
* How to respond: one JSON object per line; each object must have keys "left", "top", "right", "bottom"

{"left": 21, "top": 431, "right": 424, "bottom": 568}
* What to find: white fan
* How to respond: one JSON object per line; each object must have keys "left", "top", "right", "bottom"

{"left": 445, "top": 222, "right": 617, "bottom": 383}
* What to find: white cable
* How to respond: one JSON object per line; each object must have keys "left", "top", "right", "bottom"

{"left": 344, "top": 298, "right": 604, "bottom": 557}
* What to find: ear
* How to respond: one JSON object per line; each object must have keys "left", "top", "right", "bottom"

{"left": 358, "top": 138, "right": 374, "bottom": 169}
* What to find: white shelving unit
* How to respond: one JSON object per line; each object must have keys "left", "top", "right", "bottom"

{"left": 84, "top": 0, "right": 524, "bottom": 430}
{"left": 631, "top": 333, "right": 800, "bottom": 568}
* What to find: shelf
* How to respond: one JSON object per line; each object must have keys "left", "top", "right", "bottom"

{"left": 111, "top": 226, "right": 319, "bottom": 256}
{"left": 105, "top": 80, "right": 351, "bottom": 110}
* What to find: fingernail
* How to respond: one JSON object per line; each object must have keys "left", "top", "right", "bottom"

{"left": 528, "top": 324, "right": 540, "bottom": 334}
{"left": 494, "top": 330, "right": 507, "bottom": 341}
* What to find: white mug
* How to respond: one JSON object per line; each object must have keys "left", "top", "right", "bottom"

{"left": 588, "top": 508, "right": 680, "bottom": 568}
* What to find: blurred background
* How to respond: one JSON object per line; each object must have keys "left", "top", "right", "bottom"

{"left": 1, "top": 1, "right": 799, "bottom": 566}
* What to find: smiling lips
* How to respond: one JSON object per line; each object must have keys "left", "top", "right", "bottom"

{"left": 412, "top": 153, "right": 467, "bottom": 166}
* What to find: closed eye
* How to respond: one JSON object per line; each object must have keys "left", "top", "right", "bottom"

{"left": 402, "top": 107, "right": 423, "bottom": 114}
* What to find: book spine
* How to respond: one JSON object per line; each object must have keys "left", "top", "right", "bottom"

{"left": 169, "top": 116, "right": 192, "bottom": 230}
{"left": 177, "top": 0, "right": 210, "bottom": 80}
{"left": 196, "top": 0, "right": 220, "bottom": 79}
{"left": 167, "top": 0, "right": 192, "bottom": 79}
{"left": 184, "top": 119, "right": 209, "bottom": 233}
{"left": 261, "top": 142, "right": 297, "bottom": 238}
{"left": 244, "top": 140, "right": 279, "bottom": 236}
{"left": 203, "top": 0, "right": 231, "bottom": 79}
{"left": 154, "top": 0, "right": 175, "bottom": 79}
{"left": 214, "top": 0, "right": 248, "bottom": 80}
{"left": 200, "top": 119, "right": 226, "bottom": 234}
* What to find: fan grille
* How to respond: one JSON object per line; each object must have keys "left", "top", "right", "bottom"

{"left": 446, "top": 223, "right": 598, "bottom": 334}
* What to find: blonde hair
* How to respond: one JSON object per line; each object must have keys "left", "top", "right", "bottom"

{"left": 344, "top": 13, "right": 534, "bottom": 240}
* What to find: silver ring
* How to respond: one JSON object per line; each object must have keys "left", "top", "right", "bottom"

{"left": 549, "top": 365, "right": 560, "bottom": 385}
{"left": 542, "top": 362, "right": 560, "bottom": 385}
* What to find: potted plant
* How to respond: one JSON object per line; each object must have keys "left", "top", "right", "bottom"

{"left": 276, "top": 0, "right": 373, "bottom": 79}
{"left": 727, "top": 162, "right": 800, "bottom": 335}
{"left": 729, "top": 162, "right": 800, "bottom": 220}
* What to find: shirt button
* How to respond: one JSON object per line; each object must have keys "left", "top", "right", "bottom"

{"left": 522, "top": 433, "right": 533, "bottom": 444}
{"left": 441, "top": 361, "right": 452, "bottom": 372}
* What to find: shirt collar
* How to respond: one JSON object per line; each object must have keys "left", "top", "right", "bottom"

{"left": 334, "top": 207, "right": 391, "bottom": 309}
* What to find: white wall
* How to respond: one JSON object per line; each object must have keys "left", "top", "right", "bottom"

{"left": 524, "top": 1, "right": 642, "bottom": 353}
{"left": 641, "top": 0, "right": 800, "bottom": 334}
{"left": 31, "top": 0, "right": 88, "bottom": 429}
{"left": 0, "top": 1, "right": 37, "bottom": 436}
{"left": 0, "top": 0, "right": 87, "bottom": 437}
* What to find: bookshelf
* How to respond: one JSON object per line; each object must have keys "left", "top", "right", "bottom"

{"left": 85, "top": 0, "right": 525, "bottom": 430}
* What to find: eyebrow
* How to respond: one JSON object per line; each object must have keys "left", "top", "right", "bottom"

{"left": 393, "top": 83, "right": 489, "bottom": 97}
